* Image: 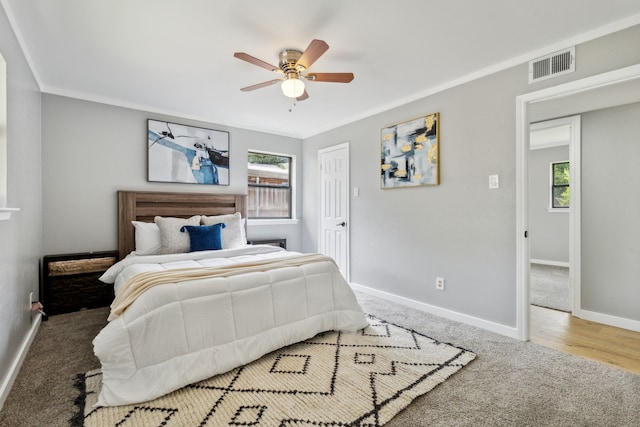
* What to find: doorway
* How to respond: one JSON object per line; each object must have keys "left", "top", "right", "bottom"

{"left": 528, "top": 116, "right": 580, "bottom": 315}
{"left": 318, "top": 143, "right": 350, "bottom": 280}
{"left": 515, "top": 64, "right": 640, "bottom": 341}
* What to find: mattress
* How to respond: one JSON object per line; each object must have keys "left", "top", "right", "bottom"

{"left": 93, "top": 245, "right": 368, "bottom": 406}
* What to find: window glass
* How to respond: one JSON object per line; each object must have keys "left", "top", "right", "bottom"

{"left": 551, "top": 161, "right": 570, "bottom": 208}
{"left": 247, "top": 152, "right": 292, "bottom": 218}
{"left": 0, "top": 53, "right": 6, "bottom": 207}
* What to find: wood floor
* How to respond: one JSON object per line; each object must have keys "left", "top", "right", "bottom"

{"left": 530, "top": 305, "right": 640, "bottom": 375}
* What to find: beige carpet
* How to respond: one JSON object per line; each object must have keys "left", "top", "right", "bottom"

{"left": 530, "top": 264, "right": 571, "bottom": 312}
{"left": 3, "top": 295, "right": 639, "bottom": 426}
{"left": 77, "top": 314, "right": 475, "bottom": 426}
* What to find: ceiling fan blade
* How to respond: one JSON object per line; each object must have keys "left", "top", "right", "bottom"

{"left": 234, "top": 52, "right": 280, "bottom": 72}
{"left": 296, "top": 90, "right": 309, "bottom": 101}
{"left": 297, "top": 39, "right": 329, "bottom": 70}
{"left": 307, "top": 72, "right": 354, "bottom": 83}
{"left": 240, "top": 79, "right": 281, "bottom": 92}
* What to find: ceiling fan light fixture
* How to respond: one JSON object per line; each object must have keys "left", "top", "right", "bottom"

{"left": 281, "top": 75, "right": 305, "bottom": 98}
{"left": 235, "top": 40, "right": 354, "bottom": 101}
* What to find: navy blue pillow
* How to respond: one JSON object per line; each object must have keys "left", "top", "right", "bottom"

{"left": 180, "top": 223, "right": 226, "bottom": 252}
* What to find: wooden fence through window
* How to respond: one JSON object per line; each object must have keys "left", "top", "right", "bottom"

{"left": 248, "top": 186, "right": 290, "bottom": 218}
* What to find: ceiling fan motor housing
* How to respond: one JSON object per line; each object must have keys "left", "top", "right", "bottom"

{"left": 279, "top": 49, "right": 305, "bottom": 74}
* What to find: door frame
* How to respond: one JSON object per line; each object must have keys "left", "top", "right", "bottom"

{"left": 515, "top": 64, "right": 640, "bottom": 341}
{"left": 318, "top": 142, "right": 350, "bottom": 280}
{"left": 529, "top": 115, "right": 581, "bottom": 313}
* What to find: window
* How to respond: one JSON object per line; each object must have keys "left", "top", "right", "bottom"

{"left": 0, "top": 52, "right": 6, "bottom": 208}
{"left": 551, "top": 161, "right": 570, "bottom": 209}
{"left": 247, "top": 151, "right": 292, "bottom": 219}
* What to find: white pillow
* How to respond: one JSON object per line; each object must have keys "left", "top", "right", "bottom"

{"left": 155, "top": 215, "right": 201, "bottom": 254}
{"left": 201, "top": 212, "right": 247, "bottom": 249}
{"left": 131, "top": 221, "right": 161, "bottom": 255}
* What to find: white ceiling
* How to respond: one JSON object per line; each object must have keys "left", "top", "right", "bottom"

{"left": 3, "top": 1, "right": 640, "bottom": 138}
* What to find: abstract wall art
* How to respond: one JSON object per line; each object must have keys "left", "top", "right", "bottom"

{"left": 148, "top": 119, "right": 229, "bottom": 185}
{"left": 381, "top": 113, "right": 439, "bottom": 188}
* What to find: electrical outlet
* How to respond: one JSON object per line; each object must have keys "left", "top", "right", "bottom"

{"left": 29, "top": 292, "right": 34, "bottom": 309}
{"left": 436, "top": 277, "right": 445, "bottom": 291}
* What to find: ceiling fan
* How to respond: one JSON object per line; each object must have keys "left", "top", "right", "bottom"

{"left": 234, "top": 39, "right": 354, "bottom": 101}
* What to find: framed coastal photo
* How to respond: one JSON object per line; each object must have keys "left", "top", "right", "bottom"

{"left": 381, "top": 113, "right": 439, "bottom": 188}
{"left": 147, "top": 119, "right": 230, "bottom": 185}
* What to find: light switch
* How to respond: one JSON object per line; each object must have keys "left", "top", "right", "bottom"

{"left": 489, "top": 174, "right": 499, "bottom": 189}
{"left": 353, "top": 187, "right": 360, "bottom": 197}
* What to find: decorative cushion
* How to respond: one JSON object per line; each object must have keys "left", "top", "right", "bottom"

{"left": 154, "top": 215, "right": 201, "bottom": 254}
{"left": 180, "top": 223, "right": 226, "bottom": 252}
{"left": 201, "top": 212, "right": 247, "bottom": 249}
{"left": 131, "top": 221, "right": 161, "bottom": 255}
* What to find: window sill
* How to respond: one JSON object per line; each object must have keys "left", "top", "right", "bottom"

{"left": 547, "top": 208, "right": 570, "bottom": 213}
{"left": 247, "top": 218, "right": 300, "bottom": 226}
{"left": 0, "top": 207, "right": 20, "bottom": 221}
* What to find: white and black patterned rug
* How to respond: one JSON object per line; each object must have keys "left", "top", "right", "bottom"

{"left": 74, "top": 315, "right": 475, "bottom": 426}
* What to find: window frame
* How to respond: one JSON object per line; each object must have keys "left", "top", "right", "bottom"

{"left": 0, "top": 52, "right": 6, "bottom": 209}
{"left": 0, "top": 51, "right": 18, "bottom": 220}
{"left": 550, "top": 160, "right": 570, "bottom": 210}
{"left": 247, "top": 150, "right": 296, "bottom": 221}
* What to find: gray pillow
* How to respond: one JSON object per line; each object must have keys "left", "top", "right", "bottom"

{"left": 154, "top": 215, "right": 201, "bottom": 254}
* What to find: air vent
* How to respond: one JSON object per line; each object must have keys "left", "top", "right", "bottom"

{"left": 528, "top": 47, "right": 575, "bottom": 83}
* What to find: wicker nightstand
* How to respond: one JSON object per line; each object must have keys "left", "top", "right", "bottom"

{"left": 41, "top": 251, "right": 118, "bottom": 315}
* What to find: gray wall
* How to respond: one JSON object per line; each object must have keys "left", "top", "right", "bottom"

{"left": 302, "top": 24, "right": 640, "bottom": 328}
{"left": 0, "top": 7, "right": 42, "bottom": 401}
{"left": 581, "top": 102, "right": 640, "bottom": 320}
{"left": 41, "top": 95, "right": 303, "bottom": 255}
{"left": 529, "top": 146, "right": 570, "bottom": 263}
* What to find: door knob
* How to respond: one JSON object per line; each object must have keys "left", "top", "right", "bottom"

{"left": 337, "top": 221, "right": 346, "bottom": 227}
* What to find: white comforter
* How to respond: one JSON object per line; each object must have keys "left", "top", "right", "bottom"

{"left": 93, "top": 245, "right": 368, "bottom": 407}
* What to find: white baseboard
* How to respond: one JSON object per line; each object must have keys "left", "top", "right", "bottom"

{"left": 530, "top": 259, "right": 570, "bottom": 268}
{"left": 350, "top": 282, "right": 519, "bottom": 340}
{"left": 0, "top": 314, "right": 41, "bottom": 411}
{"left": 573, "top": 308, "right": 640, "bottom": 333}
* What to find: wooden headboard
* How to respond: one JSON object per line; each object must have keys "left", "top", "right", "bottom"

{"left": 118, "top": 190, "right": 247, "bottom": 259}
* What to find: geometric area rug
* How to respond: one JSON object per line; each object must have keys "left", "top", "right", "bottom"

{"left": 73, "top": 314, "right": 476, "bottom": 427}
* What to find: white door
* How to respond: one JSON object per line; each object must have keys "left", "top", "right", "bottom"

{"left": 318, "top": 143, "right": 349, "bottom": 280}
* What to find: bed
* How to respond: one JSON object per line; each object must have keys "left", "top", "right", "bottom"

{"left": 92, "top": 190, "right": 368, "bottom": 407}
